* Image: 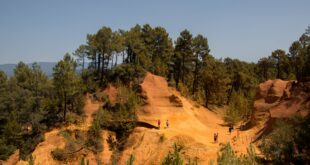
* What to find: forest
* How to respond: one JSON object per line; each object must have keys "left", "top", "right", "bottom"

{"left": 0, "top": 24, "right": 310, "bottom": 164}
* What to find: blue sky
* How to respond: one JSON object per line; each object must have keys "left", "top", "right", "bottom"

{"left": 0, "top": 0, "right": 309, "bottom": 64}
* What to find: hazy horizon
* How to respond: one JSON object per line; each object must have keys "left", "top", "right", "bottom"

{"left": 0, "top": 0, "right": 309, "bottom": 64}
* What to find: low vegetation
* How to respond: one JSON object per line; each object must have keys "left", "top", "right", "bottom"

{"left": 217, "top": 143, "right": 258, "bottom": 165}
{"left": 260, "top": 115, "right": 310, "bottom": 164}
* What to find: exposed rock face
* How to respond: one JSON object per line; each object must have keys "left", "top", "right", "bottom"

{"left": 253, "top": 79, "right": 310, "bottom": 141}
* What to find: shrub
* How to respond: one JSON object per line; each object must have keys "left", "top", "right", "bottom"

{"left": 51, "top": 148, "right": 66, "bottom": 161}
{"left": 78, "top": 157, "right": 89, "bottom": 165}
{"left": 87, "top": 119, "right": 103, "bottom": 152}
{"left": 224, "top": 90, "right": 252, "bottom": 126}
{"left": 169, "top": 94, "right": 183, "bottom": 107}
{"left": 162, "top": 143, "right": 184, "bottom": 165}
{"left": 28, "top": 155, "right": 35, "bottom": 165}
{"left": 126, "top": 154, "right": 135, "bottom": 165}
{"left": 217, "top": 143, "right": 259, "bottom": 165}
{"left": 159, "top": 134, "right": 165, "bottom": 143}
{"left": 260, "top": 119, "right": 295, "bottom": 163}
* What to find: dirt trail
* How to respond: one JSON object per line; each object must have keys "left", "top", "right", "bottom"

{"left": 119, "top": 73, "right": 257, "bottom": 164}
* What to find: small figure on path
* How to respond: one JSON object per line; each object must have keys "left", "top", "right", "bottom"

{"left": 214, "top": 133, "right": 217, "bottom": 143}
{"left": 166, "top": 120, "right": 169, "bottom": 128}
{"left": 214, "top": 132, "right": 219, "bottom": 143}
{"left": 229, "top": 125, "right": 233, "bottom": 134}
{"left": 158, "top": 120, "right": 161, "bottom": 129}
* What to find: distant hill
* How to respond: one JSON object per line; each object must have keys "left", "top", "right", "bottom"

{"left": 0, "top": 62, "right": 56, "bottom": 77}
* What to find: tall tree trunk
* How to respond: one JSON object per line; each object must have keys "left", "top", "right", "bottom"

{"left": 97, "top": 52, "right": 101, "bottom": 73}
{"left": 182, "top": 54, "right": 185, "bottom": 83}
{"left": 94, "top": 52, "right": 97, "bottom": 70}
{"left": 204, "top": 87, "right": 209, "bottom": 108}
{"left": 192, "top": 58, "right": 198, "bottom": 95}
{"left": 263, "top": 66, "right": 267, "bottom": 80}
{"left": 226, "top": 88, "right": 233, "bottom": 105}
{"left": 111, "top": 54, "right": 114, "bottom": 69}
{"left": 82, "top": 55, "right": 85, "bottom": 71}
{"left": 100, "top": 50, "right": 105, "bottom": 86}
{"left": 64, "top": 92, "right": 67, "bottom": 122}
{"left": 115, "top": 53, "right": 118, "bottom": 67}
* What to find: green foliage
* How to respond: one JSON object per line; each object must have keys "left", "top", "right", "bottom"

{"left": 87, "top": 118, "right": 103, "bottom": 152}
{"left": 88, "top": 85, "right": 139, "bottom": 158}
{"left": 51, "top": 148, "right": 66, "bottom": 161}
{"left": 173, "top": 29, "right": 194, "bottom": 88}
{"left": 259, "top": 116, "right": 310, "bottom": 164}
{"left": 110, "top": 63, "right": 146, "bottom": 85}
{"left": 162, "top": 143, "right": 184, "bottom": 165}
{"left": 126, "top": 154, "right": 135, "bottom": 165}
{"left": 201, "top": 56, "right": 230, "bottom": 107}
{"left": 0, "top": 62, "right": 52, "bottom": 159}
{"left": 225, "top": 90, "right": 253, "bottom": 126}
{"left": 78, "top": 157, "right": 89, "bottom": 165}
{"left": 53, "top": 54, "right": 85, "bottom": 122}
{"left": 0, "top": 54, "right": 85, "bottom": 160}
{"left": 217, "top": 143, "right": 259, "bottom": 165}
{"left": 261, "top": 120, "right": 294, "bottom": 162}
{"left": 28, "top": 155, "right": 35, "bottom": 165}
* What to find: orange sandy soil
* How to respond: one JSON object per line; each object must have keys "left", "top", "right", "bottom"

{"left": 8, "top": 73, "right": 297, "bottom": 165}
{"left": 118, "top": 73, "right": 258, "bottom": 165}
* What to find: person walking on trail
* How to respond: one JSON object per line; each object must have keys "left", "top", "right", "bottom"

{"left": 229, "top": 125, "right": 233, "bottom": 134}
{"left": 166, "top": 120, "right": 169, "bottom": 128}
{"left": 214, "top": 132, "right": 218, "bottom": 143}
{"left": 214, "top": 133, "right": 217, "bottom": 143}
{"left": 158, "top": 120, "right": 161, "bottom": 129}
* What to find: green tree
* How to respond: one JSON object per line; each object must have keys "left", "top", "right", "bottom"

{"left": 141, "top": 25, "right": 173, "bottom": 76}
{"left": 124, "top": 25, "right": 149, "bottom": 67}
{"left": 95, "top": 26, "right": 113, "bottom": 85}
{"left": 256, "top": 57, "right": 276, "bottom": 81}
{"left": 162, "top": 143, "right": 184, "bottom": 165}
{"left": 53, "top": 54, "right": 84, "bottom": 122}
{"left": 192, "top": 34, "right": 210, "bottom": 95}
{"left": 271, "top": 49, "right": 289, "bottom": 79}
{"left": 73, "top": 45, "right": 88, "bottom": 71}
{"left": 201, "top": 56, "right": 230, "bottom": 107}
{"left": 126, "top": 154, "right": 135, "bottom": 165}
{"left": 289, "top": 41, "right": 302, "bottom": 80}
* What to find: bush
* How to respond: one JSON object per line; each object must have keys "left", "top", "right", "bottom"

{"left": 162, "top": 143, "right": 184, "bottom": 165}
{"left": 224, "top": 90, "right": 252, "bottom": 126}
{"left": 87, "top": 119, "right": 103, "bottom": 152}
{"left": 217, "top": 143, "right": 259, "bottom": 165}
{"left": 51, "top": 148, "right": 66, "bottom": 161}
{"left": 78, "top": 157, "right": 89, "bottom": 165}
{"left": 126, "top": 154, "right": 135, "bottom": 165}
{"left": 260, "top": 119, "right": 295, "bottom": 163}
{"left": 177, "top": 82, "right": 190, "bottom": 97}
{"left": 169, "top": 94, "right": 183, "bottom": 107}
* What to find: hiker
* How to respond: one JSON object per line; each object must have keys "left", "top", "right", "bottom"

{"left": 229, "top": 126, "right": 233, "bottom": 134}
{"left": 215, "top": 133, "right": 219, "bottom": 143}
{"left": 166, "top": 120, "right": 169, "bottom": 128}
{"left": 158, "top": 120, "right": 161, "bottom": 129}
{"left": 214, "top": 133, "right": 217, "bottom": 143}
